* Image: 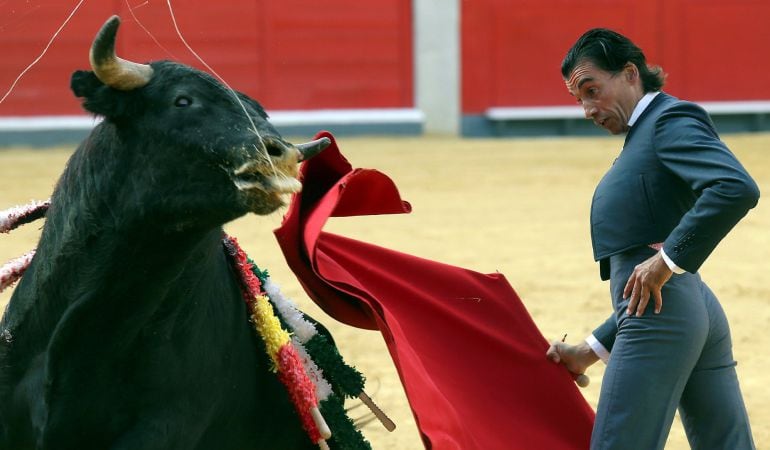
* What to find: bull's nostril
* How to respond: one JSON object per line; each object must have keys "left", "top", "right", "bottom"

{"left": 266, "top": 145, "right": 283, "bottom": 157}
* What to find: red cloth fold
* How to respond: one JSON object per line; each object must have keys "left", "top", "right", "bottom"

{"left": 275, "top": 131, "right": 594, "bottom": 449}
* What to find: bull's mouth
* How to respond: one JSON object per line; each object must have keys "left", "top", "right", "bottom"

{"left": 229, "top": 136, "right": 330, "bottom": 212}
{"left": 232, "top": 165, "right": 301, "bottom": 213}
{"left": 232, "top": 166, "right": 302, "bottom": 195}
{"left": 231, "top": 136, "right": 330, "bottom": 194}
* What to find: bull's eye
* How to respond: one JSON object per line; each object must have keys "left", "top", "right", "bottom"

{"left": 174, "top": 96, "right": 193, "bottom": 107}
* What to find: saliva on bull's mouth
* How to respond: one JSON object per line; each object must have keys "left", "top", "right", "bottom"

{"left": 231, "top": 136, "right": 331, "bottom": 193}
{"left": 229, "top": 135, "right": 331, "bottom": 212}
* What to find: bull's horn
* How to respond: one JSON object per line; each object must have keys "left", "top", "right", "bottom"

{"left": 89, "top": 15, "right": 153, "bottom": 90}
{"left": 296, "top": 137, "right": 331, "bottom": 162}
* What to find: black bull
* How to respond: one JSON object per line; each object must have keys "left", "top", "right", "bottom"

{"left": 0, "top": 16, "right": 334, "bottom": 450}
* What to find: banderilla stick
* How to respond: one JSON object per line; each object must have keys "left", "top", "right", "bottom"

{"left": 359, "top": 391, "right": 396, "bottom": 432}
{"left": 310, "top": 406, "right": 332, "bottom": 439}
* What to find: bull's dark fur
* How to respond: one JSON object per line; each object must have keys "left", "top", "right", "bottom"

{"left": 0, "top": 60, "right": 322, "bottom": 449}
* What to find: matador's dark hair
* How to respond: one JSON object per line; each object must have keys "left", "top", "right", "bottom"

{"left": 561, "top": 28, "right": 665, "bottom": 92}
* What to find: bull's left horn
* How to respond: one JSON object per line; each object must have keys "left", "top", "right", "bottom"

{"left": 296, "top": 137, "right": 331, "bottom": 162}
{"left": 89, "top": 15, "right": 153, "bottom": 90}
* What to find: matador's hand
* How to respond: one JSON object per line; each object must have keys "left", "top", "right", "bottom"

{"left": 545, "top": 340, "right": 597, "bottom": 388}
{"left": 623, "top": 252, "right": 673, "bottom": 317}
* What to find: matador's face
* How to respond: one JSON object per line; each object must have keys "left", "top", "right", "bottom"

{"left": 565, "top": 60, "right": 641, "bottom": 135}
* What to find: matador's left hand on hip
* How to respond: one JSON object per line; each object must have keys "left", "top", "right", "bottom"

{"left": 623, "top": 252, "right": 673, "bottom": 317}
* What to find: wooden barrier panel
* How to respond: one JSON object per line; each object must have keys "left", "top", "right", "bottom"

{"left": 0, "top": 0, "right": 413, "bottom": 117}
{"left": 462, "top": 0, "right": 770, "bottom": 114}
{"left": 0, "top": 2, "right": 114, "bottom": 116}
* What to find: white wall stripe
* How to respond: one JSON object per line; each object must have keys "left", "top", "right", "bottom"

{"left": 0, "top": 108, "right": 424, "bottom": 131}
{"left": 487, "top": 100, "right": 770, "bottom": 121}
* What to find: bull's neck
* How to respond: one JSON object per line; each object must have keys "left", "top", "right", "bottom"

{"left": 6, "top": 204, "right": 226, "bottom": 350}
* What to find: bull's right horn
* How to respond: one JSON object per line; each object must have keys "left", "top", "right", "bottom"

{"left": 89, "top": 15, "right": 153, "bottom": 90}
{"left": 296, "top": 137, "right": 331, "bottom": 162}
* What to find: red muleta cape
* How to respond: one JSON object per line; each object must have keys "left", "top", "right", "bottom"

{"left": 274, "top": 132, "right": 594, "bottom": 449}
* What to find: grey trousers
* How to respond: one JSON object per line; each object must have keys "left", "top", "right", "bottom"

{"left": 591, "top": 247, "right": 755, "bottom": 450}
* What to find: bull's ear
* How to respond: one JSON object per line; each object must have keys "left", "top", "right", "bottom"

{"left": 70, "top": 70, "right": 103, "bottom": 99}
{"left": 70, "top": 70, "right": 134, "bottom": 118}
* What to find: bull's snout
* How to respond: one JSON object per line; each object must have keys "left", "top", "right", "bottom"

{"left": 295, "top": 137, "right": 331, "bottom": 162}
{"left": 232, "top": 136, "right": 331, "bottom": 196}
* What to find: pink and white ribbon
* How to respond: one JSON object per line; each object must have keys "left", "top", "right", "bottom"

{"left": 0, "top": 250, "right": 35, "bottom": 293}
{"left": 0, "top": 199, "right": 50, "bottom": 234}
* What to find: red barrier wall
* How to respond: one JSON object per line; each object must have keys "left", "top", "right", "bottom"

{"left": 462, "top": 0, "right": 770, "bottom": 113}
{"left": 4, "top": 2, "right": 769, "bottom": 120}
{"left": 0, "top": 0, "right": 413, "bottom": 116}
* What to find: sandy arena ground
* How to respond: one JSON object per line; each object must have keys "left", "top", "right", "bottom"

{"left": 1, "top": 133, "right": 768, "bottom": 449}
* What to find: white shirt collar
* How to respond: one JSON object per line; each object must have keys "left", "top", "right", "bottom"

{"left": 627, "top": 91, "right": 661, "bottom": 127}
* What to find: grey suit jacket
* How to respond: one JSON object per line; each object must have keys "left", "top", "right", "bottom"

{"left": 591, "top": 92, "right": 760, "bottom": 351}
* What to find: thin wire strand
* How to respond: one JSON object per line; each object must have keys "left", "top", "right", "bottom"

{"left": 125, "top": 0, "right": 178, "bottom": 60}
{"left": 0, "top": 0, "right": 86, "bottom": 106}
{"left": 165, "top": 0, "right": 286, "bottom": 181}
{"left": 165, "top": 0, "right": 269, "bottom": 154}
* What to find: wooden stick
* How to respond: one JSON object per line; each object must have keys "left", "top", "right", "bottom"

{"left": 359, "top": 391, "right": 396, "bottom": 432}
{"left": 317, "top": 439, "right": 330, "bottom": 450}
{"left": 310, "top": 406, "right": 332, "bottom": 439}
